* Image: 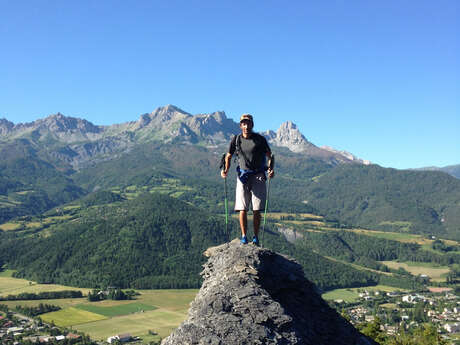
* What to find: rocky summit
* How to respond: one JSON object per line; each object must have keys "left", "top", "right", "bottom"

{"left": 161, "top": 239, "right": 376, "bottom": 345}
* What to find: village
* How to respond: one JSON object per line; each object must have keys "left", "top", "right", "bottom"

{"left": 0, "top": 306, "right": 88, "bottom": 345}
{"left": 334, "top": 287, "right": 460, "bottom": 343}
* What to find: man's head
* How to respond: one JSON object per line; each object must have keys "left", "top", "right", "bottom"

{"left": 240, "top": 113, "right": 253, "bottom": 124}
{"left": 239, "top": 114, "right": 254, "bottom": 135}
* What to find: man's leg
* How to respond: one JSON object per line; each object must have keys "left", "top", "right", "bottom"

{"left": 253, "top": 210, "right": 261, "bottom": 237}
{"left": 235, "top": 177, "right": 250, "bottom": 244}
{"left": 250, "top": 173, "right": 266, "bottom": 246}
{"left": 239, "top": 210, "right": 248, "bottom": 237}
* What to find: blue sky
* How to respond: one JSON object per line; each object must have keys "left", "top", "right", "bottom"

{"left": 1, "top": 1, "right": 458, "bottom": 169}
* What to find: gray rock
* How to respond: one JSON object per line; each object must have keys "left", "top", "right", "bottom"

{"left": 162, "top": 239, "right": 377, "bottom": 345}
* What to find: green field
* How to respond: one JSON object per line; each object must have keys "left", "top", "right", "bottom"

{"left": 378, "top": 221, "right": 412, "bottom": 232}
{"left": 381, "top": 261, "right": 450, "bottom": 282}
{"left": 0, "top": 273, "right": 89, "bottom": 296}
{"left": 76, "top": 302, "right": 157, "bottom": 317}
{"left": 350, "top": 229, "right": 430, "bottom": 244}
{"left": 0, "top": 280, "right": 197, "bottom": 342}
{"left": 73, "top": 290, "right": 196, "bottom": 340}
{"left": 0, "top": 222, "right": 22, "bottom": 231}
{"left": 0, "top": 267, "right": 197, "bottom": 341}
{"left": 1, "top": 298, "right": 87, "bottom": 310}
{"left": 75, "top": 308, "right": 185, "bottom": 341}
{"left": 41, "top": 307, "right": 108, "bottom": 327}
{"left": 0, "top": 269, "right": 15, "bottom": 277}
{"left": 322, "top": 285, "right": 407, "bottom": 302}
{"left": 322, "top": 289, "right": 360, "bottom": 302}
{"left": 68, "top": 290, "right": 197, "bottom": 341}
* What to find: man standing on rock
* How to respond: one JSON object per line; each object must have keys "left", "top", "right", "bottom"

{"left": 221, "top": 114, "right": 274, "bottom": 245}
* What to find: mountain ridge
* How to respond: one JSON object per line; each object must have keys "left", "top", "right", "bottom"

{"left": 0, "top": 105, "right": 362, "bottom": 168}
{"left": 416, "top": 164, "right": 460, "bottom": 180}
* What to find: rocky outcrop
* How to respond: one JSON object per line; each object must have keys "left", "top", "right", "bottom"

{"left": 162, "top": 240, "right": 376, "bottom": 345}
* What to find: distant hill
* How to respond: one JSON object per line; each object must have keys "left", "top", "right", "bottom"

{"left": 303, "top": 164, "right": 460, "bottom": 240}
{"left": 417, "top": 164, "right": 460, "bottom": 179}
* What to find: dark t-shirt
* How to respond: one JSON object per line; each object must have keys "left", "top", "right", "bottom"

{"left": 228, "top": 133, "right": 271, "bottom": 171}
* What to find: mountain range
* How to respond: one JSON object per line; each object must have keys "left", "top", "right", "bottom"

{"left": 0, "top": 105, "right": 368, "bottom": 170}
{"left": 1, "top": 105, "right": 459, "bottom": 240}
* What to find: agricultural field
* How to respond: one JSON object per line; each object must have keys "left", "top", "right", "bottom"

{"left": 322, "top": 285, "right": 407, "bottom": 302}
{"left": 0, "top": 272, "right": 197, "bottom": 343}
{"left": 41, "top": 307, "right": 108, "bottom": 327}
{"left": 76, "top": 302, "right": 157, "bottom": 317}
{"left": 120, "top": 179, "right": 194, "bottom": 201}
{"left": 0, "top": 271, "right": 89, "bottom": 297}
{"left": 349, "top": 229, "right": 431, "bottom": 245}
{"left": 267, "top": 213, "right": 324, "bottom": 221}
{"left": 0, "top": 222, "right": 23, "bottom": 231}
{"left": 381, "top": 261, "right": 450, "bottom": 282}
{"left": 321, "top": 289, "right": 360, "bottom": 302}
{"left": 45, "top": 290, "right": 197, "bottom": 341}
{"left": 0, "top": 214, "right": 76, "bottom": 232}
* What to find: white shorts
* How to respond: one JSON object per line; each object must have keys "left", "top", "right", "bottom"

{"left": 234, "top": 172, "right": 267, "bottom": 211}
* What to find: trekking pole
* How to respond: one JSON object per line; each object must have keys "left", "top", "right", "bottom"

{"left": 220, "top": 154, "right": 230, "bottom": 242}
{"left": 261, "top": 154, "right": 274, "bottom": 248}
{"left": 224, "top": 177, "right": 229, "bottom": 241}
{"left": 261, "top": 177, "right": 271, "bottom": 248}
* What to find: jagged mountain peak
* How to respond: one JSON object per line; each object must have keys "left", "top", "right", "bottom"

{"left": 0, "top": 118, "right": 15, "bottom": 136}
{"left": 279, "top": 120, "right": 297, "bottom": 130}
{"left": 134, "top": 105, "right": 191, "bottom": 130}
{"left": 162, "top": 239, "right": 376, "bottom": 345}
{"left": 38, "top": 113, "right": 101, "bottom": 133}
{"left": 267, "top": 121, "right": 317, "bottom": 153}
{"left": 151, "top": 104, "right": 191, "bottom": 118}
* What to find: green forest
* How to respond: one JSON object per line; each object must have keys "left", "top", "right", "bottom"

{"left": 0, "top": 190, "right": 441, "bottom": 292}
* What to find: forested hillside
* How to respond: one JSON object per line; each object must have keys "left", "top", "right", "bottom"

{"left": 303, "top": 164, "right": 460, "bottom": 240}
{"left": 0, "top": 139, "right": 84, "bottom": 222}
{"left": 0, "top": 193, "right": 227, "bottom": 288}
{"left": 0, "top": 191, "right": 433, "bottom": 292}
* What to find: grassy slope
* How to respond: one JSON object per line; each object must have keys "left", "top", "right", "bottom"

{"left": 0, "top": 273, "right": 90, "bottom": 297}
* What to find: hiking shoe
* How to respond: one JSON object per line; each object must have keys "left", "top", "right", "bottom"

{"left": 240, "top": 236, "right": 248, "bottom": 244}
{"left": 252, "top": 236, "right": 260, "bottom": 246}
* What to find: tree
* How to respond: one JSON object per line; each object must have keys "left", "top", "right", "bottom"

{"left": 357, "top": 317, "right": 386, "bottom": 344}
{"left": 412, "top": 302, "right": 427, "bottom": 323}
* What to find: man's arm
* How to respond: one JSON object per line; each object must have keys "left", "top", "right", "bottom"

{"left": 266, "top": 151, "right": 275, "bottom": 178}
{"left": 221, "top": 153, "right": 232, "bottom": 178}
